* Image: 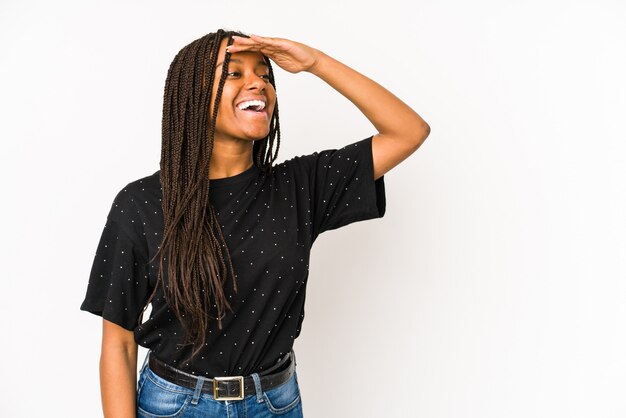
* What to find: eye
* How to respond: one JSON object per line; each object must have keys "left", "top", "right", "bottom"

{"left": 227, "top": 71, "right": 270, "bottom": 80}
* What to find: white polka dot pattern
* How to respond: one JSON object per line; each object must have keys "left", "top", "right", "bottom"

{"left": 80, "top": 135, "right": 386, "bottom": 377}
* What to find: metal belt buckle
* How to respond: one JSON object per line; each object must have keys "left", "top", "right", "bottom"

{"left": 213, "top": 376, "right": 245, "bottom": 401}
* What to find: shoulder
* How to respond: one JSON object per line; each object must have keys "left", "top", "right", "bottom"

{"left": 116, "top": 170, "right": 160, "bottom": 199}
{"left": 122, "top": 170, "right": 161, "bottom": 196}
{"left": 271, "top": 136, "right": 373, "bottom": 176}
{"left": 272, "top": 147, "right": 330, "bottom": 175}
{"left": 107, "top": 170, "right": 161, "bottom": 224}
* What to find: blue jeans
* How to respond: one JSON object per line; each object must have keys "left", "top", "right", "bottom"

{"left": 136, "top": 352, "right": 304, "bottom": 417}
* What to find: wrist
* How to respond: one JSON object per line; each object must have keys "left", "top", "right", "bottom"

{"left": 307, "top": 50, "right": 332, "bottom": 76}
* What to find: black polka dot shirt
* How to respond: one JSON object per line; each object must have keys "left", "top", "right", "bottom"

{"left": 80, "top": 135, "right": 386, "bottom": 377}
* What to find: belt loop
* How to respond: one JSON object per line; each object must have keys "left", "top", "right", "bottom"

{"left": 250, "top": 373, "right": 264, "bottom": 403}
{"left": 140, "top": 350, "right": 150, "bottom": 374}
{"left": 191, "top": 376, "right": 205, "bottom": 405}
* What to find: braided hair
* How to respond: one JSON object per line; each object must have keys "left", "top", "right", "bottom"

{"left": 137, "top": 29, "right": 281, "bottom": 366}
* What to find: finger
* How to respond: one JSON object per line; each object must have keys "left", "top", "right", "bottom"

{"left": 231, "top": 35, "right": 260, "bottom": 44}
{"left": 228, "top": 35, "right": 281, "bottom": 54}
{"left": 233, "top": 34, "right": 278, "bottom": 46}
{"left": 248, "top": 34, "right": 268, "bottom": 41}
{"left": 226, "top": 43, "right": 263, "bottom": 54}
{"left": 236, "top": 34, "right": 266, "bottom": 40}
{"left": 231, "top": 35, "right": 250, "bottom": 42}
{"left": 228, "top": 41, "right": 274, "bottom": 54}
{"left": 228, "top": 36, "right": 260, "bottom": 52}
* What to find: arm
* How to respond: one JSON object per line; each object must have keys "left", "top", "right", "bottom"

{"left": 308, "top": 52, "right": 431, "bottom": 181}
{"left": 228, "top": 34, "right": 431, "bottom": 181}
{"left": 100, "top": 319, "right": 138, "bottom": 418}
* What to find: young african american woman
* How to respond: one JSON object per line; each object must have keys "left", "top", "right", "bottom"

{"left": 81, "top": 29, "right": 430, "bottom": 418}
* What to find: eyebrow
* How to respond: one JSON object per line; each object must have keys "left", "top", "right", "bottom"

{"left": 216, "top": 58, "right": 269, "bottom": 69}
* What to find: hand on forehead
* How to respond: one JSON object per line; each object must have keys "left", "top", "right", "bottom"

{"left": 219, "top": 37, "right": 268, "bottom": 65}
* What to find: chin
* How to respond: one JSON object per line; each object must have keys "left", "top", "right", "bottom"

{"left": 246, "top": 131, "right": 271, "bottom": 141}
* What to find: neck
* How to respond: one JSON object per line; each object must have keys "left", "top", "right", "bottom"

{"left": 208, "top": 138, "right": 254, "bottom": 179}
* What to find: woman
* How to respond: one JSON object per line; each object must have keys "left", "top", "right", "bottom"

{"left": 80, "top": 29, "right": 430, "bottom": 417}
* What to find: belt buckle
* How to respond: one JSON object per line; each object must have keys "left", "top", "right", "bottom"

{"left": 213, "top": 376, "right": 245, "bottom": 401}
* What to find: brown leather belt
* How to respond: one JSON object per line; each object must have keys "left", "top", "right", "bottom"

{"left": 147, "top": 350, "right": 295, "bottom": 401}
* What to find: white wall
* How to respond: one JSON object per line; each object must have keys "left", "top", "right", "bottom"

{"left": 1, "top": 0, "right": 624, "bottom": 416}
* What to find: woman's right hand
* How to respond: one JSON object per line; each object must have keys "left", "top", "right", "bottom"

{"left": 228, "top": 34, "right": 323, "bottom": 74}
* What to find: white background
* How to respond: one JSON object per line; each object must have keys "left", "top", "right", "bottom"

{"left": 1, "top": 0, "right": 625, "bottom": 417}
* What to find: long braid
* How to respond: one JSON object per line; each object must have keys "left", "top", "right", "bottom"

{"left": 253, "top": 55, "right": 280, "bottom": 174}
{"left": 135, "top": 29, "right": 282, "bottom": 368}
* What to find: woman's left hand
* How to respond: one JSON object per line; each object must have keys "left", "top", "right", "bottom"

{"left": 228, "top": 34, "right": 321, "bottom": 74}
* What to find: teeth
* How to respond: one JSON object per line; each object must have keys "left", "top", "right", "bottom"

{"left": 237, "top": 99, "right": 266, "bottom": 111}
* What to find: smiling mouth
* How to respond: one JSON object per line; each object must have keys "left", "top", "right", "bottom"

{"left": 236, "top": 98, "right": 268, "bottom": 113}
{"left": 236, "top": 106, "right": 269, "bottom": 118}
{"left": 241, "top": 107, "right": 265, "bottom": 113}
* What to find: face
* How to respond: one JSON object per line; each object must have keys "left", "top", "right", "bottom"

{"left": 208, "top": 37, "right": 277, "bottom": 144}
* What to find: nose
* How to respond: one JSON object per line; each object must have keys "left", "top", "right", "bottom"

{"left": 244, "top": 72, "right": 266, "bottom": 92}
